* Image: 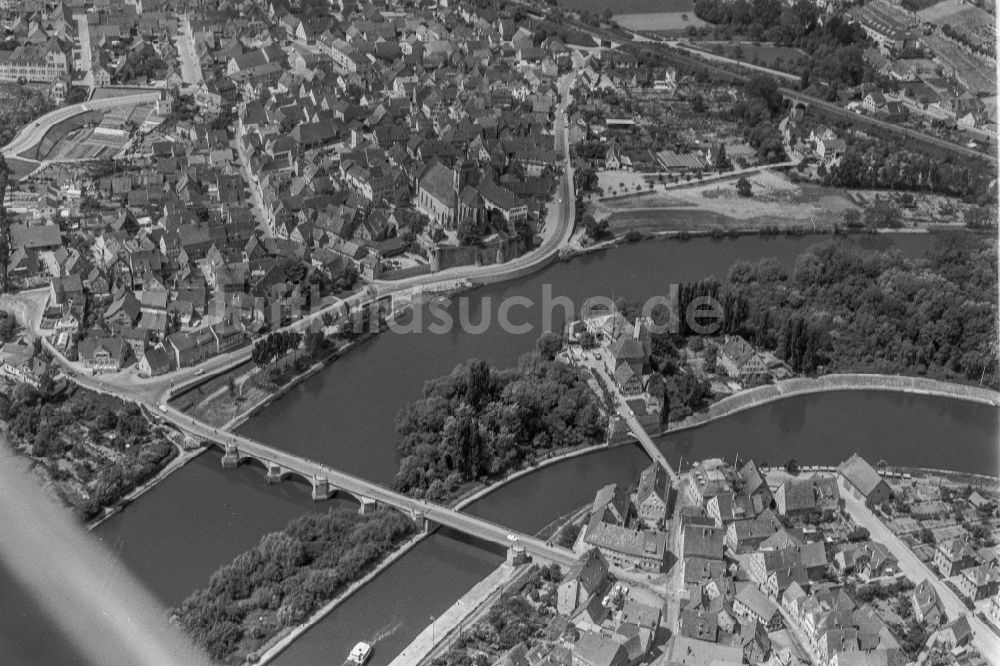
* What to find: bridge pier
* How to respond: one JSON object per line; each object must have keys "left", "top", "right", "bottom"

{"left": 311, "top": 477, "right": 333, "bottom": 501}
{"left": 358, "top": 497, "right": 378, "bottom": 515}
{"left": 507, "top": 544, "right": 530, "bottom": 566}
{"left": 410, "top": 510, "right": 434, "bottom": 533}
{"left": 221, "top": 444, "right": 240, "bottom": 469}
{"left": 266, "top": 463, "right": 284, "bottom": 484}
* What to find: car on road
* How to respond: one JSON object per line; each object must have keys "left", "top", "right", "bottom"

{"left": 158, "top": 404, "right": 168, "bottom": 413}
{"left": 506, "top": 534, "right": 519, "bottom": 542}
{"left": 194, "top": 368, "right": 205, "bottom": 376}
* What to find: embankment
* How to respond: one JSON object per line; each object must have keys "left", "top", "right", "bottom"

{"left": 667, "top": 374, "right": 1000, "bottom": 435}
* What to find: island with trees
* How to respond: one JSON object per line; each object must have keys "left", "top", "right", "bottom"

{"left": 392, "top": 341, "right": 606, "bottom": 501}
{"left": 173, "top": 508, "right": 415, "bottom": 663}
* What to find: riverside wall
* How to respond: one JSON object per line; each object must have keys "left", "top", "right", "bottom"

{"left": 666, "top": 374, "right": 1000, "bottom": 435}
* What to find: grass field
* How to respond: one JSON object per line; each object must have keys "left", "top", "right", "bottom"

{"left": 559, "top": 0, "right": 693, "bottom": 14}
{"left": 615, "top": 11, "right": 705, "bottom": 31}
{"left": 693, "top": 42, "right": 809, "bottom": 72}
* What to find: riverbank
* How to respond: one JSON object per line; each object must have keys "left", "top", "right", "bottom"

{"left": 389, "top": 562, "right": 528, "bottom": 666}
{"left": 86, "top": 440, "right": 207, "bottom": 530}
{"left": 0, "top": 384, "right": 186, "bottom": 522}
{"left": 250, "top": 440, "right": 610, "bottom": 665}
{"left": 251, "top": 531, "right": 428, "bottom": 666}
{"left": 665, "top": 374, "right": 1000, "bottom": 437}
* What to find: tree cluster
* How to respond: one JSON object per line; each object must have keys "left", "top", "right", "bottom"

{"left": 393, "top": 352, "right": 606, "bottom": 499}
{"left": 0, "top": 384, "right": 175, "bottom": 519}
{"left": 693, "top": 0, "right": 868, "bottom": 87}
{"left": 731, "top": 75, "right": 787, "bottom": 163}
{"left": 823, "top": 138, "right": 996, "bottom": 204}
{"left": 174, "top": 509, "right": 414, "bottom": 662}
{"left": 716, "top": 234, "right": 998, "bottom": 385}
{"left": 251, "top": 330, "right": 303, "bottom": 370}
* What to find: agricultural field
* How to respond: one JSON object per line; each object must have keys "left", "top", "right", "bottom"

{"left": 921, "top": 34, "right": 996, "bottom": 95}
{"left": 614, "top": 11, "right": 705, "bottom": 32}
{"left": 558, "top": 0, "right": 692, "bottom": 12}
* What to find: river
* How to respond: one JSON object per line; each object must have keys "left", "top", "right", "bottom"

{"left": 7, "top": 233, "right": 997, "bottom": 665}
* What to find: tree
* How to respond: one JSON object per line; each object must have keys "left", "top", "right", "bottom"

{"left": 536, "top": 332, "right": 563, "bottom": 360}
{"left": 864, "top": 199, "right": 902, "bottom": 229}
{"left": 457, "top": 217, "right": 484, "bottom": 246}
{"left": 736, "top": 177, "right": 753, "bottom": 197}
{"left": 0, "top": 313, "right": 17, "bottom": 341}
{"left": 714, "top": 144, "right": 732, "bottom": 171}
{"left": 963, "top": 205, "right": 996, "bottom": 229}
{"left": 583, "top": 215, "right": 610, "bottom": 240}
{"left": 784, "top": 458, "right": 800, "bottom": 474}
{"left": 841, "top": 208, "right": 862, "bottom": 228}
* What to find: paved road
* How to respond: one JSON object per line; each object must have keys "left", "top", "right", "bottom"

{"left": 176, "top": 14, "right": 204, "bottom": 89}
{"left": 1, "top": 92, "right": 161, "bottom": 160}
{"left": 838, "top": 479, "right": 1000, "bottom": 665}
{"left": 587, "top": 358, "right": 676, "bottom": 479}
{"left": 73, "top": 13, "right": 93, "bottom": 77}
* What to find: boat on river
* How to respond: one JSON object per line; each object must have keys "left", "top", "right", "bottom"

{"left": 345, "top": 641, "right": 372, "bottom": 665}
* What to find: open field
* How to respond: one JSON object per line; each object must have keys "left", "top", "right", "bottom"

{"left": 918, "top": 0, "right": 995, "bottom": 48}
{"left": 89, "top": 86, "right": 157, "bottom": 100}
{"left": 615, "top": 11, "right": 705, "bottom": 32}
{"left": 690, "top": 42, "right": 809, "bottom": 72}
{"left": 559, "top": 0, "right": 692, "bottom": 13}
{"left": 4, "top": 157, "right": 39, "bottom": 179}
{"left": 592, "top": 169, "right": 975, "bottom": 235}
{"left": 594, "top": 171, "right": 860, "bottom": 233}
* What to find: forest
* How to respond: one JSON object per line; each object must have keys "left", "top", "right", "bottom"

{"left": 684, "top": 233, "right": 998, "bottom": 387}
{"left": 392, "top": 346, "right": 606, "bottom": 499}
{"left": 693, "top": 0, "right": 869, "bottom": 86}
{"left": 174, "top": 509, "right": 415, "bottom": 662}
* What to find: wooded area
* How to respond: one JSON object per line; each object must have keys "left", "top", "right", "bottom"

{"left": 174, "top": 509, "right": 415, "bottom": 662}
{"left": 393, "top": 349, "right": 606, "bottom": 499}
{"left": 708, "top": 233, "right": 998, "bottom": 386}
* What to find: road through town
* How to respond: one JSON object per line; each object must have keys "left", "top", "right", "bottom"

{"left": 838, "top": 479, "right": 1000, "bottom": 665}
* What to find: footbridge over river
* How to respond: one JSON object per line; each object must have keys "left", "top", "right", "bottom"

{"left": 160, "top": 406, "right": 578, "bottom": 568}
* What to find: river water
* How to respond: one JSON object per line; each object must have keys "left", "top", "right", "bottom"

{"left": 7, "top": 234, "right": 998, "bottom": 665}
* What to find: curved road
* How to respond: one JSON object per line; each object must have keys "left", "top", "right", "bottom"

{"left": 1, "top": 91, "right": 161, "bottom": 160}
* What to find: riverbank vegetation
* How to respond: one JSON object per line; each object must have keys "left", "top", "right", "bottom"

{"left": 434, "top": 564, "right": 564, "bottom": 666}
{"left": 393, "top": 350, "right": 606, "bottom": 500}
{"left": 173, "top": 508, "right": 415, "bottom": 663}
{"left": 699, "top": 233, "right": 997, "bottom": 387}
{"left": 0, "top": 382, "right": 177, "bottom": 520}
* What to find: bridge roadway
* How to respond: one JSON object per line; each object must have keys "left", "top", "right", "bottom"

{"left": 586, "top": 360, "right": 678, "bottom": 482}
{"left": 160, "top": 405, "right": 579, "bottom": 569}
